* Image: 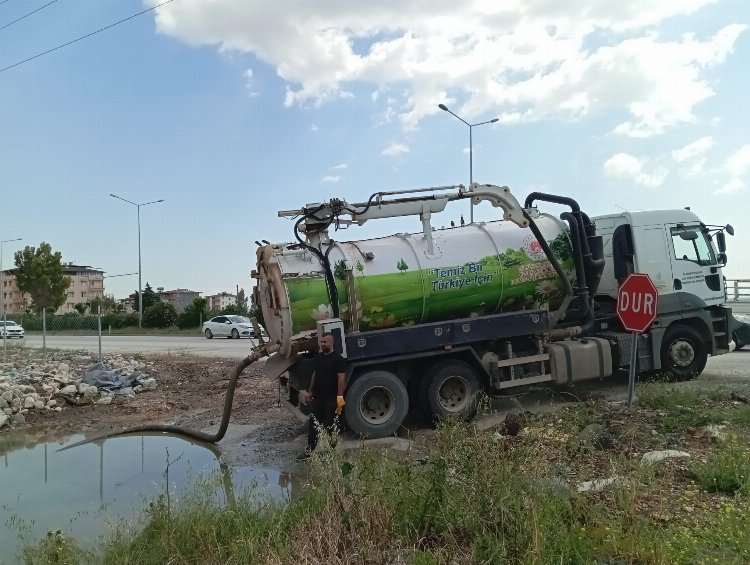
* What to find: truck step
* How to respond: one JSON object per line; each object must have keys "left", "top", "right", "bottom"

{"left": 496, "top": 374, "right": 553, "bottom": 389}
{"left": 496, "top": 353, "right": 549, "bottom": 368}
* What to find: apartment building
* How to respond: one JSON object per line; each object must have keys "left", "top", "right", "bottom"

{"left": 1, "top": 263, "right": 105, "bottom": 314}
{"left": 205, "top": 292, "right": 236, "bottom": 311}
{"left": 157, "top": 288, "right": 200, "bottom": 313}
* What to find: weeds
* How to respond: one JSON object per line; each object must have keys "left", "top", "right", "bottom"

{"left": 690, "top": 437, "right": 750, "bottom": 495}
{"left": 18, "top": 381, "right": 750, "bottom": 564}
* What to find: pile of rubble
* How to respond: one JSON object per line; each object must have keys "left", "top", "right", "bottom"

{"left": 0, "top": 353, "right": 158, "bottom": 430}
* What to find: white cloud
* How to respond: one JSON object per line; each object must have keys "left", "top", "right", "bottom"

{"left": 331, "top": 163, "right": 348, "bottom": 170}
{"left": 603, "top": 153, "right": 668, "bottom": 188}
{"left": 310, "top": 123, "right": 319, "bottom": 132}
{"left": 243, "top": 68, "right": 260, "bottom": 97}
{"left": 714, "top": 144, "right": 750, "bottom": 195}
{"left": 382, "top": 142, "right": 410, "bottom": 157}
{"left": 727, "top": 145, "right": 750, "bottom": 178}
{"left": 150, "top": 1, "right": 746, "bottom": 133}
{"left": 321, "top": 175, "right": 340, "bottom": 183}
{"left": 672, "top": 136, "right": 714, "bottom": 162}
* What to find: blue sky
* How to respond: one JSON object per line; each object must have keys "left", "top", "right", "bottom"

{"left": 1, "top": 0, "right": 748, "bottom": 301}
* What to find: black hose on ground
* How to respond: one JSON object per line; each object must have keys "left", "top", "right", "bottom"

{"left": 58, "top": 352, "right": 259, "bottom": 452}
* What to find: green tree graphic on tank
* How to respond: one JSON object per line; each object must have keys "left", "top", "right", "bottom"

{"left": 281, "top": 217, "right": 574, "bottom": 334}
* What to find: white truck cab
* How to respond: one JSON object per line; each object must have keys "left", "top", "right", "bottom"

{"left": 594, "top": 209, "right": 725, "bottom": 307}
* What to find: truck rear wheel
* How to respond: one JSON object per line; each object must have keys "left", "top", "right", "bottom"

{"left": 344, "top": 370, "right": 408, "bottom": 439}
{"left": 660, "top": 325, "right": 707, "bottom": 381}
{"left": 419, "top": 360, "right": 481, "bottom": 422}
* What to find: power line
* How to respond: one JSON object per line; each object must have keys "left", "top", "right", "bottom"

{"left": 0, "top": 0, "right": 176, "bottom": 74}
{"left": 0, "top": 1, "right": 11, "bottom": 6}
{"left": 0, "top": 0, "right": 59, "bottom": 33}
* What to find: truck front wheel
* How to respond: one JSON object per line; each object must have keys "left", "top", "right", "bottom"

{"left": 344, "top": 370, "right": 409, "bottom": 439}
{"left": 660, "top": 325, "right": 708, "bottom": 381}
{"left": 419, "top": 360, "right": 481, "bottom": 423}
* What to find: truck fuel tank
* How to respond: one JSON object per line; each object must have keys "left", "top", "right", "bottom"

{"left": 548, "top": 337, "right": 613, "bottom": 385}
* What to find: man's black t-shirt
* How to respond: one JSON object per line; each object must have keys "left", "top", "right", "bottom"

{"left": 311, "top": 351, "right": 346, "bottom": 399}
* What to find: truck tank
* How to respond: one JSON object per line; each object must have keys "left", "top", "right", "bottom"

{"left": 256, "top": 214, "right": 576, "bottom": 357}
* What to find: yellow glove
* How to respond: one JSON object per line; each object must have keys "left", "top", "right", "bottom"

{"left": 335, "top": 395, "right": 345, "bottom": 415}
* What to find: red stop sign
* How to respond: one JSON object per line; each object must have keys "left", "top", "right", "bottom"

{"left": 617, "top": 273, "right": 658, "bottom": 333}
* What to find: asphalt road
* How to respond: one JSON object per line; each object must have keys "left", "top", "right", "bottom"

{"left": 15, "top": 335, "right": 260, "bottom": 359}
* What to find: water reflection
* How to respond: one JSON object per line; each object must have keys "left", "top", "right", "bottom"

{"left": 0, "top": 429, "right": 298, "bottom": 560}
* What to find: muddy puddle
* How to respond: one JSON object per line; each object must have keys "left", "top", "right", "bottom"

{"left": 0, "top": 428, "right": 297, "bottom": 560}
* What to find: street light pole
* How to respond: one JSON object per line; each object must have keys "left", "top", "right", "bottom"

{"left": 0, "top": 237, "right": 23, "bottom": 322}
{"left": 110, "top": 194, "right": 164, "bottom": 329}
{"left": 438, "top": 104, "right": 499, "bottom": 224}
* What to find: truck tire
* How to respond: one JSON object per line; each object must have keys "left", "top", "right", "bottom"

{"left": 344, "top": 370, "right": 409, "bottom": 439}
{"left": 660, "top": 325, "right": 708, "bottom": 381}
{"left": 419, "top": 360, "right": 480, "bottom": 422}
{"left": 732, "top": 331, "right": 745, "bottom": 351}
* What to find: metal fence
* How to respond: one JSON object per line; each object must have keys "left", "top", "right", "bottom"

{"left": 2, "top": 307, "right": 104, "bottom": 361}
{"left": 726, "top": 279, "right": 750, "bottom": 302}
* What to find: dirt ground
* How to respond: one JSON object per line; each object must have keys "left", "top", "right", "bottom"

{"left": 2, "top": 350, "right": 305, "bottom": 469}
{"left": 5, "top": 349, "right": 750, "bottom": 472}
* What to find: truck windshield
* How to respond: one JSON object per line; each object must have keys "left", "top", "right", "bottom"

{"left": 670, "top": 226, "right": 716, "bottom": 266}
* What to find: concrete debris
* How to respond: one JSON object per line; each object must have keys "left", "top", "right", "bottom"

{"left": 730, "top": 391, "right": 749, "bottom": 404}
{"left": 577, "top": 423, "right": 616, "bottom": 450}
{"left": 0, "top": 352, "right": 158, "bottom": 430}
{"left": 640, "top": 450, "right": 690, "bottom": 466}
{"left": 577, "top": 476, "right": 628, "bottom": 493}
{"left": 702, "top": 424, "right": 727, "bottom": 443}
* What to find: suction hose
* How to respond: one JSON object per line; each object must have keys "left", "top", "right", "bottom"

{"left": 58, "top": 350, "right": 264, "bottom": 452}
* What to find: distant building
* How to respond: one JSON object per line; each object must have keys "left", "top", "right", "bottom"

{"left": 1, "top": 263, "right": 105, "bottom": 315}
{"left": 157, "top": 288, "right": 200, "bottom": 313}
{"left": 205, "top": 292, "right": 236, "bottom": 311}
{"left": 118, "top": 296, "right": 136, "bottom": 313}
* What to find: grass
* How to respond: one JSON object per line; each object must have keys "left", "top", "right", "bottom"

{"left": 16, "top": 381, "right": 750, "bottom": 564}
{"left": 690, "top": 437, "right": 750, "bottom": 495}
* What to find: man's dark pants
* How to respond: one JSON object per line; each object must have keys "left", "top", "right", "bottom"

{"left": 307, "top": 397, "right": 338, "bottom": 451}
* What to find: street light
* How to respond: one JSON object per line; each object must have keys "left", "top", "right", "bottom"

{"left": 0, "top": 237, "right": 22, "bottom": 323}
{"left": 110, "top": 194, "right": 164, "bottom": 328}
{"left": 438, "top": 103, "right": 499, "bottom": 223}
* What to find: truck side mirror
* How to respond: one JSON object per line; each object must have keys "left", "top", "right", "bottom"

{"left": 716, "top": 231, "right": 726, "bottom": 253}
{"left": 718, "top": 252, "right": 727, "bottom": 266}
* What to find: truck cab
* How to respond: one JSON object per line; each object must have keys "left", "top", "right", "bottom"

{"left": 593, "top": 209, "right": 732, "bottom": 375}
{"left": 594, "top": 209, "right": 726, "bottom": 306}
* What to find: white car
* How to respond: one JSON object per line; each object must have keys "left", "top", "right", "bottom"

{"left": 202, "top": 315, "right": 259, "bottom": 339}
{"left": 0, "top": 320, "right": 25, "bottom": 339}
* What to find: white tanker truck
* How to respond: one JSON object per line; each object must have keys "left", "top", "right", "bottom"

{"left": 251, "top": 183, "right": 735, "bottom": 439}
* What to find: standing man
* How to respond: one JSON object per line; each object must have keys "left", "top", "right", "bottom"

{"left": 297, "top": 332, "right": 346, "bottom": 460}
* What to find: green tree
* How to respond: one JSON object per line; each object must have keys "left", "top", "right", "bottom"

{"left": 130, "top": 283, "right": 159, "bottom": 312}
{"left": 89, "top": 294, "right": 120, "bottom": 315}
{"left": 176, "top": 297, "right": 208, "bottom": 329}
{"left": 396, "top": 258, "right": 409, "bottom": 274}
{"left": 355, "top": 260, "right": 364, "bottom": 275}
{"left": 73, "top": 303, "right": 89, "bottom": 315}
{"left": 13, "top": 242, "right": 72, "bottom": 314}
{"left": 142, "top": 301, "right": 177, "bottom": 328}
{"left": 236, "top": 288, "right": 249, "bottom": 316}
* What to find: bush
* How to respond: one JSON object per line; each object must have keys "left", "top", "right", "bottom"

{"left": 101, "top": 313, "right": 139, "bottom": 330}
{"left": 143, "top": 302, "right": 177, "bottom": 329}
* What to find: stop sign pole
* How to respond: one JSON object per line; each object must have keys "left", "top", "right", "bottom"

{"left": 617, "top": 273, "right": 659, "bottom": 407}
